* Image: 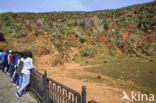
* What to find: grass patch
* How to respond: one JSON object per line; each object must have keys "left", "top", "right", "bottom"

{"left": 74, "top": 57, "right": 89, "bottom": 65}
{"left": 29, "top": 92, "right": 38, "bottom": 103}
{"left": 74, "top": 75, "right": 111, "bottom": 83}
{"left": 70, "top": 70, "right": 112, "bottom": 84}
{"left": 84, "top": 56, "right": 156, "bottom": 94}
{"left": 79, "top": 54, "right": 127, "bottom": 65}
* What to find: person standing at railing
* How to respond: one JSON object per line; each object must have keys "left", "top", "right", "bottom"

{"left": 4, "top": 51, "right": 9, "bottom": 74}
{"left": 0, "top": 49, "right": 3, "bottom": 69}
{"left": 8, "top": 51, "right": 15, "bottom": 80}
{"left": 11, "top": 51, "right": 18, "bottom": 81}
{"left": 0, "top": 49, "right": 7, "bottom": 72}
{"left": 15, "top": 51, "right": 34, "bottom": 98}
{"left": 7, "top": 50, "right": 12, "bottom": 75}
{"left": 12, "top": 52, "right": 21, "bottom": 87}
{"left": 15, "top": 52, "right": 24, "bottom": 89}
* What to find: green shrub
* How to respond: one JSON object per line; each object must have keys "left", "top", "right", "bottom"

{"left": 107, "top": 49, "right": 116, "bottom": 55}
{"left": 49, "top": 35, "right": 54, "bottom": 42}
{"left": 43, "top": 15, "right": 48, "bottom": 22}
{"left": 79, "top": 45, "right": 83, "bottom": 49}
{"left": 80, "top": 35, "right": 88, "bottom": 43}
{"left": 54, "top": 33, "right": 60, "bottom": 37}
{"left": 49, "top": 33, "right": 60, "bottom": 42}
{"left": 152, "top": 53, "right": 156, "bottom": 56}
{"left": 14, "top": 23, "right": 22, "bottom": 32}
{"left": 63, "top": 24, "right": 71, "bottom": 44}
{"left": 116, "top": 38, "right": 124, "bottom": 47}
{"left": 65, "top": 15, "right": 70, "bottom": 20}
{"left": 10, "top": 33, "right": 18, "bottom": 38}
{"left": 28, "top": 27, "right": 32, "bottom": 32}
{"left": 0, "top": 15, "right": 9, "bottom": 21}
{"left": 95, "top": 43, "right": 105, "bottom": 48}
{"left": 80, "top": 48, "right": 97, "bottom": 57}
{"left": 63, "top": 27, "right": 71, "bottom": 37}
{"left": 34, "top": 30, "right": 40, "bottom": 36}
{"left": 143, "top": 46, "right": 155, "bottom": 55}
{"left": 43, "top": 45, "right": 50, "bottom": 52}
{"left": 104, "top": 23, "right": 109, "bottom": 31}
{"left": 0, "top": 15, "right": 12, "bottom": 26}
{"left": 80, "top": 21, "right": 85, "bottom": 30}
{"left": 138, "top": 13, "right": 155, "bottom": 30}
{"left": 67, "top": 58, "right": 71, "bottom": 62}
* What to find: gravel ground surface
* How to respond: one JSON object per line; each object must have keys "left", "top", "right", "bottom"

{"left": 0, "top": 71, "right": 37, "bottom": 103}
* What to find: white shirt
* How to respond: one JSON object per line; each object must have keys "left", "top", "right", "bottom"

{"left": 21, "top": 57, "right": 34, "bottom": 75}
{"left": 22, "top": 57, "right": 34, "bottom": 70}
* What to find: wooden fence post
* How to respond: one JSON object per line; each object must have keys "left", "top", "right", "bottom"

{"left": 82, "top": 86, "right": 86, "bottom": 103}
{"left": 42, "top": 71, "right": 49, "bottom": 103}
{"left": 46, "top": 79, "right": 49, "bottom": 103}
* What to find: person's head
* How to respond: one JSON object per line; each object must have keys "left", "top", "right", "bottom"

{"left": 15, "top": 51, "right": 18, "bottom": 56}
{"left": 19, "top": 52, "right": 24, "bottom": 58}
{"left": 12, "top": 51, "right": 15, "bottom": 55}
{"left": 27, "top": 50, "right": 33, "bottom": 58}
{"left": 0, "top": 49, "right": 3, "bottom": 52}
{"left": 23, "top": 51, "right": 27, "bottom": 59}
{"left": 14, "top": 51, "right": 17, "bottom": 55}
{"left": 6, "top": 51, "right": 9, "bottom": 54}
{"left": 3, "top": 49, "right": 7, "bottom": 52}
{"left": 9, "top": 50, "right": 13, "bottom": 54}
{"left": 16, "top": 51, "right": 19, "bottom": 56}
{"left": 17, "top": 52, "right": 20, "bottom": 56}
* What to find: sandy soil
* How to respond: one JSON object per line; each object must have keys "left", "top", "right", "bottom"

{"left": 35, "top": 55, "right": 131, "bottom": 103}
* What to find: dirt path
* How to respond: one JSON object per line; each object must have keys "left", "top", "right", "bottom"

{"left": 0, "top": 71, "right": 37, "bottom": 103}
{"left": 36, "top": 62, "right": 131, "bottom": 103}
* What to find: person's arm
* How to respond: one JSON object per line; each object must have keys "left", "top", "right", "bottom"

{"left": 17, "top": 60, "right": 24, "bottom": 74}
{"left": 0, "top": 53, "right": 2, "bottom": 63}
{"left": 17, "top": 59, "right": 20, "bottom": 67}
{"left": 0, "top": 53, "right": 1, "bottom": 60}
{"left": 29, "top": 59, "right": 34, "bottom": 69}
{"left": 12, "top": 56, "right": 16, "bottom": 65}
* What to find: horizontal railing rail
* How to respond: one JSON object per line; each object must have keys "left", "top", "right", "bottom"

{"left": 30, "top": 69, "right": 96, "bottom": 103}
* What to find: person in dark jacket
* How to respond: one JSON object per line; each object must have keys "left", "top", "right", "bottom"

{"left": 12, "top": 52, "right": 22, "bottom": 87}
{"left": 0, "top": 49, "right": 7, "bottom": 72}
{"left": 16, "top": 52, "right": 24, "bottom": 88}
{"left": 4, "top": 52, "right": 9, "bottom": 74}
{"left": 0, "top": 49, "right": 3, "bottom": 68}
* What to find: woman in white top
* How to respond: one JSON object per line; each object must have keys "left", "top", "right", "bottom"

{"left": 16, "top": 51, "right": 34, "bottom": 98}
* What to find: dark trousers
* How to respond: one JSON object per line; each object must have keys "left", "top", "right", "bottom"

{"left": 0, "top": 63, "right": 5, "bottom": 72}
{"left": 13, "top": 73, "right": 19, "bottom": 86}
{"left": 8, "top": 63, "right": 15, "bottom": 78}
{"left": 7, "top": 65, "right": 10, "bottom": 73}
{"left": 0, "top": 63, "right": 2, "bottom": 70}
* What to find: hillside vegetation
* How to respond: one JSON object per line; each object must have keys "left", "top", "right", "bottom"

{"left": 0, "top": 1, "right": 156, "bottom": 65}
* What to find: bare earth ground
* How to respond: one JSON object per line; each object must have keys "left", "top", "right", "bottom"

{"left": 36, "top": 56, "right": 132, "bottom": 103}
{"left": 0, "top": 71, "right": 37, "bottom": 103}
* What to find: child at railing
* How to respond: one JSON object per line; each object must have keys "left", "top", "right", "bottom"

{"left": 12, "top": 52, "right": 22, "bottom": 87}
